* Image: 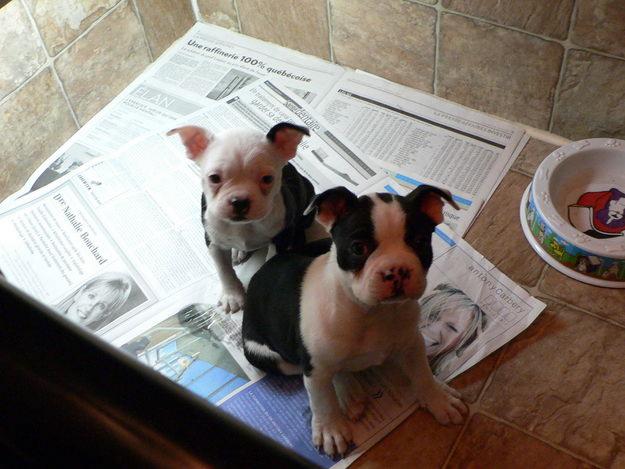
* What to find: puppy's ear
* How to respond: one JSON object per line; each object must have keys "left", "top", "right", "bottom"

{"left": 266, "top": 122, "right": 310, "bottom": 160}
{"left": 304, "top": 186, "right": 358, "bottom": 231}
{"left": 406, "top": 185, "right": 459, "bottom": 225}
{"left": 167, "top": 126, "right": 214, "bottom": 161}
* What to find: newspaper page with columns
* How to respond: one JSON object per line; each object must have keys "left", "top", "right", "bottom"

{"left": 316, "top": 71, "right": 529, "bottom": 235}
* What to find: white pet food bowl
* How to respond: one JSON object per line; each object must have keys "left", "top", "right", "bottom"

{"left": 520, "top": 138, "right": 625, "bottom": 288}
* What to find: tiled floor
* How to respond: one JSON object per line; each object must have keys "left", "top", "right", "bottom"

{"left": 353, "top": 138, "right": 625, "bottom": 469}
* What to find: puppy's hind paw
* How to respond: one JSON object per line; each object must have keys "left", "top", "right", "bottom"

{"left": 218, "top": 288, "right": 245, "bottom": 314}
{"left": 311, "top": 415, "right": 353, "bottom": 458}
{"left": 421, "top": 383, "right": 467, "bottom": 426}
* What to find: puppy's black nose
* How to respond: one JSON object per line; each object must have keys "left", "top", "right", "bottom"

{"left": 231, "top": 197, "right": 250, "bottom": 215}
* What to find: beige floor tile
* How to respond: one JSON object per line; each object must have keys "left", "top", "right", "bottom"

{"left": 0, "top": 68, "right": 77, "bottom": 202}
{"left": 448, "top": 413, "right": 593, "bottom": 468}
{"left": 237, "top": 0, "right": 330, "bottom": 60}
{"left": 0, "top": 0, "right": 47, "bottom": 99}
{"left": 331, "top": 0, "right": 436, "bottom": 92}
{"left": 352, "top": 409, "right": 462, "bottom": 468}
{"left": 512, "top": 138, "right": 560, "bottom": 175}
{"left": 449, "top": 350, "right": 501, "bottom": 404}
{"left": 351, "top": 353, "right": 495, "bottom": 468}
{"left": 464, "top": 171, "right": 545, "bottom": 286}
{"left": 442, "top": 0, "right": 574, "bottom": 39}
{"left": 438, "top": 13, "right": 563, "bottom": 129}
{"left": 481, "top": 301, "right": 625, "bottom": 467}
{"left": 539, "top": 267, "right": 625, "bottom": 326}
{"left": 54, "top": 1, "right": 151, "bottom": 125}
{"left": 552, "top": 50, "right": 625, "bottom": 140}
{"left": 198, "top": 0, "right": 239, "bottom": 31}
{"left": 24, "top": 0, "right": 117, "bottom": 56}
{"left": 571, "top": 0, "right": 625, "bottom": 59}
{"left": 135, "top": 0, "right": 195, "bottom": 58}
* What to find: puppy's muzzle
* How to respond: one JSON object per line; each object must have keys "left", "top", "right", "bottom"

{"left": 230, "top": 197, "right": 251, "bottom": 220}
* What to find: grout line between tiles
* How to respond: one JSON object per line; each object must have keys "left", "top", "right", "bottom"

{"left": 534, "top": 286, "right": 625, "bottom": 332}
{"left": 17, "top": 0, "right": 80, "bottom": 128}
{"left": 326, "top": 0, "right": 334, "bottom": 63}
{"left": 479, "top": 410, "right": 606, "bottom": 468}
{"left": 440, "top": 411, "right": 473, "bottom": 468}
{"left": 189, "top": 0, "right": 201, "bottom": 21}
{"left": 473, "top": 343, "right": 509, "bottom": 406}
{"left": 131, "top": 0, "right": 155, "bottom": 62}
{"left": 232, "top": 0, "right": 243, "bottom": 33}
{"left": 548, "top": 0, "right": 579, "bottom": 132}
{"left": 432, "top": 1, "right": 442, "bottom": 95}
{"left": 47, "top": 0, "right": 125, "bottom": 60}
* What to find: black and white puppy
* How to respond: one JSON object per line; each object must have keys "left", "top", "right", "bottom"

{"left": 168, "top": 123, "right": 314, "bottom": 313}
{"left": 243, "top": 185, "right": 467, "bottom": 457}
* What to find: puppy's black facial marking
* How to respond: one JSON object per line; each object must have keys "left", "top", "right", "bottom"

{"left": 377, "top": 192, "right": 393, "bottom": 204}
{"left": 331, "top": 196, "right": 377, "bottom": 272}
{"left": 399, "top": 197, "right": 436, "bottom": 270}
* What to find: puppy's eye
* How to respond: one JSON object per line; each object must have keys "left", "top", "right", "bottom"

{"left": 350, "top": 241, "right": 368, "bottom": 257}
{"left": 208, "top": 174, "right": 221, "bottom": 184}
{"left": 261, "top": 175, "right": 274, "bottom": 184}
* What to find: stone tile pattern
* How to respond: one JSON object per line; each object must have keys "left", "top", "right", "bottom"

{"left": 197, "top": 0, "right": 239, "bottom": 31}
{"left": 465, "top": 171, "right": 545, "bottom": 287}
{"left": 135, "top": 0, "right": 195, "bottom": 58}
{"left": 540, "top": 267, "right": 625, "bottom": 326}
{"left": 512, "top": 138, "right": 559, "bottom": 175}
{"left": 572, "top": 0, "right": 625, "bottom": 58}
{"left": 552, "top": 50, "right": 625, "bottom": 140}
{"left": 0, "top": 68, "right": 77, "bottom": 202}
{"left": 331, "top": 0, "right": 436, "bottom": 92}
{"left": 481, "top": 301, "right": 625, "bottom": 467}
{"left": 24, "top": 0, "right": 118, "bottom": 56}
{"left": 0, "top": 0, "right": 47, "bottom": 100}
{"left": 352, "top": 408, "right": 462, "bottom": 468}
{"left": 438, "top": 13, "right": 563, "bottom": 129}
{"left": 442, "top": 0, "right": 575, "bottom": 39}
{"left": 54, "top": 1, "right": 151, "bottom": 125}
{"left": 447, "top": 414, "right": 592, "bottom": 468}
{"left": 237, "top": 0, "right": 330, "bottom": 60}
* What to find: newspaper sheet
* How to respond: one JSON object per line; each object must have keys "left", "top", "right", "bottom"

{"left": 316, "top": 71, "right": 529, "bottom": 235}
{"left": 0, "top": 80, "right": 392, "bottom": 341}
{"left": 1, "top": 22, "right": 346, "bottom": 205}
{"left": 0, "top": 82, "right": 544, "bottom": 466}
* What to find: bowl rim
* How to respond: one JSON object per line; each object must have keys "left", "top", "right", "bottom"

{"left": 531, "top": 137, "right": 625, "bottom": 257}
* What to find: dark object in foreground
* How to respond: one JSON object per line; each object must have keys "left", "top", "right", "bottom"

{"left": 0, "top": 277, "right": 314, "bottom": 468}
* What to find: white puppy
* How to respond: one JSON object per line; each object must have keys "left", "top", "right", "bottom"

{"left": 168, "top": 123, "right": 314, "bottom": 313}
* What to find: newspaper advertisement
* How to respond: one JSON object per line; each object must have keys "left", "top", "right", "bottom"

{"left": 1, "top": 22, "right": 346, "bottom": 205}
{"left": 316, "top": 71, "right": 528, "bottom": 235}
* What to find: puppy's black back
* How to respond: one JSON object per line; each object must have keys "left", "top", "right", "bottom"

{"left": 243, "top": 252, "right": 314, "bottom": 375}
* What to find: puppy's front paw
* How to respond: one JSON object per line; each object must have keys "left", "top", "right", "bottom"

{"left": 231, "top": 249, "right": 252, "bottom": 266}
{"left": 312, "top": 415, "right": 353, "bottom": 458}
{"left": 218, "top": 286, "right": 245, "bottom": 313}
{"left": 420, "top": 383, "right": 467, "bottom": 425}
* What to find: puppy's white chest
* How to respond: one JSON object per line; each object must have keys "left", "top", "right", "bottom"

{"left": 204, "top": 202, "right": 285, "bottom": 251}
{"left": 341, "top": 348, "right": 391, "bottom": 372}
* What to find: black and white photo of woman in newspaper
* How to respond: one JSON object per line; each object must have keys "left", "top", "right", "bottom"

{"left": 419, "top": 283, "right": 489, "bottom": 380}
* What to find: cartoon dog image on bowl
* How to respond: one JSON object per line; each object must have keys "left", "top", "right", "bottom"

{"left": 575, "top": 255, "right": 602, "bottom": 274}
{"left": 568, "top": 188, "right": 625, "bottom": 239}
